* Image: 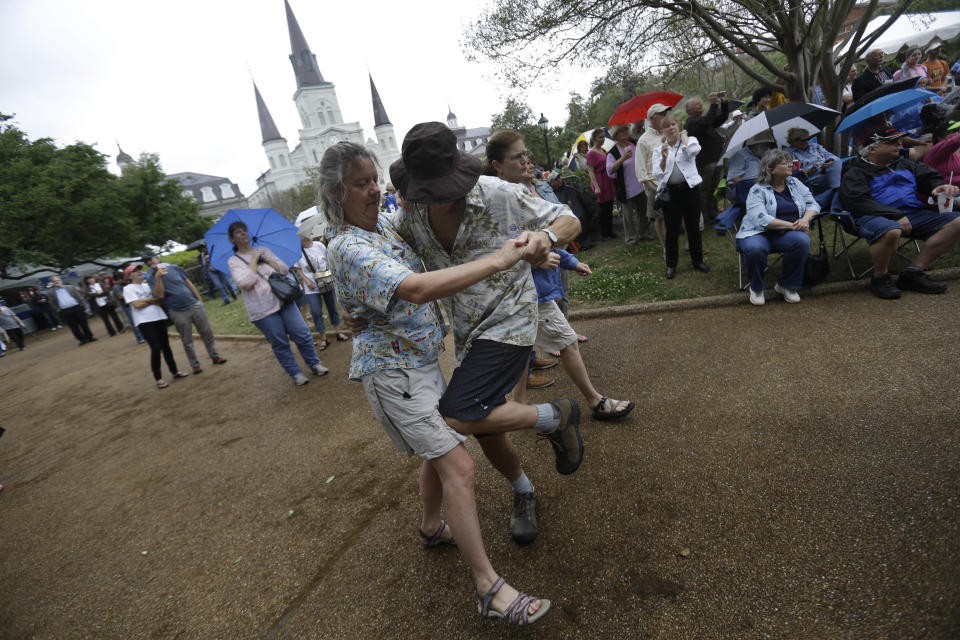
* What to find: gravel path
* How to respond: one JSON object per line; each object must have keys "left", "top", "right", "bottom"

{"left": 1, "top": 286, "right": 958, "bottom": 639}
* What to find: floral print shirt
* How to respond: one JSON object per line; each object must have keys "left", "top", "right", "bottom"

{"left": 393, "top": 175, "right": 576, "bottom": 362}
{"left": 327, "top": 213, "right": 445, "bottom": 381}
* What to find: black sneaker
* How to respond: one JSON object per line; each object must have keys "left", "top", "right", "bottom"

{"left": 897, "top": 269, "right": 947, "bottom": 294}
{"left": 539, "top": 398, "right": 584, "bottom": 475}
{"left": 510, "top": 492, "right": 538, "bottom": 544}
{"left": 869, "top": 274, "right": 901, "bottom": 299}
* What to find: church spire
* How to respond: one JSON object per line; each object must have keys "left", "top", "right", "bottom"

{"left": 369, "top": 73, "right": 391, "bottom": 127}
{"left": 254, "top": 82, "right": 284, "bottom": 142}
{"left": 285, "top": 0, "right": 325, "bottom": 87}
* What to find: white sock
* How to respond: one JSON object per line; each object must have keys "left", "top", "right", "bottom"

{"left": 511, "top": 472, "right": 534, "bottom": 495}
{"left": 533, "top": 403, "right": 560, "bottom": 432}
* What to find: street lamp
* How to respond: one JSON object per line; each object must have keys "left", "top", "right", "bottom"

{"left": 537, "top": 113, "right": 552, "bottom": 170}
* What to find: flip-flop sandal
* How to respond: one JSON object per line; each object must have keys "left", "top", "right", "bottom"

{"left": 335, "top": 332, "right": 350, "bottom": 342}
{"left": 156, "top": 380, "right": 170, "bottom": 389}
{"left": 316, "top": 339, "right": 328, "bottom": 351}
{"left": 418, "top": 520, "right": 456, "bottom": 548}
{"left": 476, "top": 576, "right": 551, "bottom": 626}
{"left": 591, "top": 396, "right": 636, "bottom": 421}
{"left": 577, "top": 335, "right": 588, "bottom": 343}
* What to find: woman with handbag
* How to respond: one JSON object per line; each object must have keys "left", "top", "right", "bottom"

{"left": 736, "top": 150, "right": 820, "bottom": 306}
{"left": 651, "top": 115, "right": 710, "bottom": 279}
{"left": 227, "top": 221, "right": 328, "bottom": 385}
{"left": 294, "top": 235, "right": 349, "bottom": 350}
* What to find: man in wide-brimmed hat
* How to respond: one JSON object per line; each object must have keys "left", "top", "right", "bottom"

{"left": 390, "top": 121, "right": 582, "bottom": 545}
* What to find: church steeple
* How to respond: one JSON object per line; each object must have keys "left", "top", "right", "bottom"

{"left": 370, "top": 73, "right": 391, "bottom": 127}
{"left": 116, "top": 143, "right": 134, "bottom": 170}
{"left": 285, "top": 0, "right": 325, "bottom": 87}
{"left": 254, "top": 82, "right": 284, "bottom": 142}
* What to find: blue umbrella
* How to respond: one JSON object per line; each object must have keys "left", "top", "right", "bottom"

{"left": 204, "top": 209, "right": 301, "bottom": 273}
{"left": 836, "top": 88, "right": 942, "bottom": 133}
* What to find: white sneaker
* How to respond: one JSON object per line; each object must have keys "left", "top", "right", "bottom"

{"left": 774, "top": 283, "right": 801, "bottom": 303}
{"left": 310, "top": 363, "right": 329, "bottom": 376}
{"left": 293, "top": 373, "right": 310, "bottom": 386}
{"left": 749, "top": 288, "right": 765, "bottom": 306}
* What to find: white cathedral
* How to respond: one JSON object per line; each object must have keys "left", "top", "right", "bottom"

{"left": 247, "top": 0, "right": 401, "bottom": 209}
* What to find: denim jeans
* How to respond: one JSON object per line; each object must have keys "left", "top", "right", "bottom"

{"left": 737, "top": 230, "right": 811, "bottom": 292}
{"left": 252, "top": 301, "right": 321, "bottom": 378}
{"left": 302, "top": 290, "right": 341, "bottom": 333}
{"left": 208, "top": 270, "right": 237, "bottom": 303}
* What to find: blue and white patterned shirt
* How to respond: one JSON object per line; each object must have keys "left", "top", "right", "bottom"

{"left": 327, "top": 214, "right": 445, "bottom": 381}
{"left": 394, "top": 175, "right": 576, "bottom": 362}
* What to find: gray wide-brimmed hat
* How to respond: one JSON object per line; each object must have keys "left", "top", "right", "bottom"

{"left": 389, "top": 122, "right": 482, "bottom": 203}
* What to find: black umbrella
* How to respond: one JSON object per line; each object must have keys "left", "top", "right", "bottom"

{"left": 722, "top": 102, "right": 841, "bottom": 159}
{"left": 846, "top": 77, "right": 919, "bottom": 117}
{"left": 185, "top": 239, "right": 206, "bottom": 251}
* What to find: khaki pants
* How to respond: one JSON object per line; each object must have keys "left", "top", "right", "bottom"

{"left": 168, "top": 303, "right": 220, "bottom": 368}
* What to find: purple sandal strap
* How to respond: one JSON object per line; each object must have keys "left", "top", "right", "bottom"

{"left": 503, "top": 592, "right": 539, "bottom": 624}
{"left": 418, "top": 519, "right": 447, "bottom": 544}
{"left": 476, "top": 576, "right": 505, "bottom": 617}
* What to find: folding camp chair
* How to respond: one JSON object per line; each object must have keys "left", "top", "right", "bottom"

{"left": 828, "top": 193, "right": 922, "bottom": 279}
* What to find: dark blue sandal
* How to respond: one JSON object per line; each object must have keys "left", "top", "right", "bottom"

{"left": 418, "top": 519, "right": 456, "bottom": 548}
{"left": 476, "top": 576, "right": 551, "bottom": 626}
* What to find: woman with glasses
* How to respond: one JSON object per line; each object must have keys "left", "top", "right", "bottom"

{"left": 736, "top": 150, "right": 820, "bottom": 306}
{"left": 784, "top": 128, "right": 841, "bottom": 195}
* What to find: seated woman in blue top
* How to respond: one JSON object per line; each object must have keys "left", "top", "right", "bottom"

{"left": 736, "top": 149, "right": 820, "bottom": 306}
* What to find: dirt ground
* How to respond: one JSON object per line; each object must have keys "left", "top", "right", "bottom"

{"left": 1, "top": 286, "right": 959, "bottom": 639}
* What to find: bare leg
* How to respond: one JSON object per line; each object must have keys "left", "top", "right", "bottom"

{"left": 912, "top": 217, "right": 960, "bottom": 269}
{"left": 870, "top": 229, "right": 900, "bottom": 275}
{"left": 558, "top": 341, "right": 630, "bottom": 412}
{"left": 475, "top": 433, "right": 523, "bottom": 483}
{"left": 422, "top": 446, "right": 542, "bottom": 617}
{"left": 512, "top": 360, "right": 530, "bottom": 404}
{"left": 444, "top": 401, "right": 538, "bottom": 437}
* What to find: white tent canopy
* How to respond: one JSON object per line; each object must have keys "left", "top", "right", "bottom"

{"left": 836, "top": 11, "right": 960, "bottom": 58}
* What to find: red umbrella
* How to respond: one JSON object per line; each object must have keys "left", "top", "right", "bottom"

{"left": 607, "top": 91, "right": 683, "bottom": 125}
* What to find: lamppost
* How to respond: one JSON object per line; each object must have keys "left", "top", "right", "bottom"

{"left": 537, "top": 113, "right": 552, "bottom": 170}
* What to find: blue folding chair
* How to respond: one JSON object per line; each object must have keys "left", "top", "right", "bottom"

{"left": 828, "top": 193, "right": 922, "bottom": 279}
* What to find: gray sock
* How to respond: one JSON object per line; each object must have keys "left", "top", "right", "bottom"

{"left": 511, "top": 472, "right": 534, "bottom": 495}
{"left": 533, "top": 403, "right": 561, "bottom": 432}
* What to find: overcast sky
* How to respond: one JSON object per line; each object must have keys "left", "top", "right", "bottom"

{"left": 2, "top": 0, "right": 600, "bottom": 197}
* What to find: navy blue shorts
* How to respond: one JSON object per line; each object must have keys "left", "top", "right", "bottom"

{"left": 855, "top": 210, "right": 960, "bottom": 245}
{"left": 438, "top": 339, "right": 532, "bottom": 421}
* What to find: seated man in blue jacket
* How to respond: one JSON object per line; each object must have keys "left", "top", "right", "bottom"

{"left": 840, "top": 126, "right": 960, "bottom": 299}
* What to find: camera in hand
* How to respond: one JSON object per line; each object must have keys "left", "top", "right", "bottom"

{"left": 257, "top": 255, "right": 265, "bottom": 264}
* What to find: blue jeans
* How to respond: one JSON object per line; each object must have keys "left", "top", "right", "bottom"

{"left": 208, "top": 270, "right": 237, "bottom": 303}
{"left": 252, "top": 301, "right": 321, "bottom": 378}
{"left": 737, "top": 230, "right": 811, "bottom": 292}
{"left": 303, "top": 290, "right": 341, "bottom": 333}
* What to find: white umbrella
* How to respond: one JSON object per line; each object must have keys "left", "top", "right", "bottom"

{"left": 835, "top": 11, "right": 960, "bottom": 57}
{"left": 722, "top": 103, "right": 841, "bottom": 159}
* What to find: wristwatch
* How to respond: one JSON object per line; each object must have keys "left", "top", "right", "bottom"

{"left": 541, "top": 228, "right": 558, "bottom": 248}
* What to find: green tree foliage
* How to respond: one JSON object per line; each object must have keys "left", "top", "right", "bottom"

{"left": 0, "top": 115, "right": 209, "bottom": 278}
{"left": 465, "top": 0, "right": 922, "bottom": 114}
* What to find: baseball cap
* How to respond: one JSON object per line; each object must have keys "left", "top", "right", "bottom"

{"left": 866, "top": 125, "right": 908, "bottom": 144}
{"left": 123, "top": 264, "right": 143, "bottom": 278}
{"left": 547, "top": 171, "right": 561, "bottom": 182}
{"left": 647, "top": 103, "right": 672, "bottom": 117}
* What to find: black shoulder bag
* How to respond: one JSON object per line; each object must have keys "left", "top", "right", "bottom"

{"left": 236, "top": 254, "right": 303, "bottom": 303}
{"left": 803, "top": 215, "right": 830, "bottom": 287}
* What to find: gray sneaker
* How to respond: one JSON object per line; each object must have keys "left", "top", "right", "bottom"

{"left": 293, "top": 373, "right": 310, "bottom": 386}
{"left": 510, "top": 492, "right": 538, "bottom": 544}
{"left": 310, "top": 362, "right": 329, "bottom": 376}
{"left": 540, "top": 398, "right": 584, "bottom": 475}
